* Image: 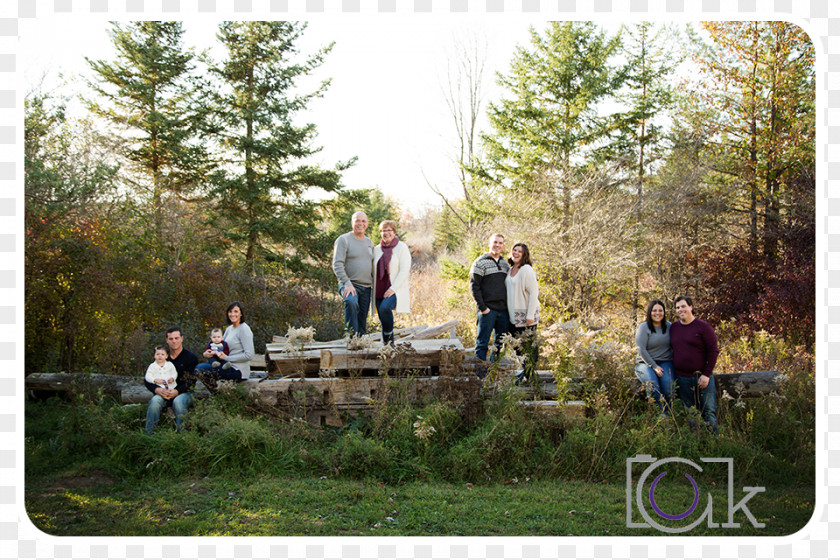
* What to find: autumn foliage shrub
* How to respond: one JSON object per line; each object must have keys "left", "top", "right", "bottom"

{"left": 25, "top": 212, "right": 344, "bottom": 376}
{"left": 699, "top": 223, "right": 814, "bottom": 348}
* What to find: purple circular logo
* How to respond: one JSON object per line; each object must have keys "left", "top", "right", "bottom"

{"left": 649, "top": 471, "right": 700, "bottom": 520}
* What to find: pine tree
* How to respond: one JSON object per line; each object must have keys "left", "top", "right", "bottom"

{"left": 207, "top": 21, "right": 353, "bottom": 270}
{"left": 607, "top": 22, "right": 679, "bottom": 326}
{"left": 476, "top": 21, "right": 621, "bottom": 219}
{"left": 86, "top": 21, "right": 209, "bottom": 252}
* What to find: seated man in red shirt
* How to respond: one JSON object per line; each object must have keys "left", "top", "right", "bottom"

{"left": 670, "top": 295, "right": 719, "bottom": 434}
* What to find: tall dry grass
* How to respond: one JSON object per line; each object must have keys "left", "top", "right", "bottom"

{"left": 404, "top": 263, "right": 476, "bottom": 344}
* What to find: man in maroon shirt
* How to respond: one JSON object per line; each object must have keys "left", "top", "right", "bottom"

{"left": 670, "top": 295, "right": 719, "bottom": 434}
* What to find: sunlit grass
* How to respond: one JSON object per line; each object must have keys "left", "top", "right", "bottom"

{"left": 25, "top": 474, "right": 813, "bottom": 536}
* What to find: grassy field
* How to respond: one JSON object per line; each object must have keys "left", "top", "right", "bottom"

{"left": 26, "top": 471, "right": 814, "bottom": 536}
{"left": 25, "top": 334, "right": 815, "bottom": 538}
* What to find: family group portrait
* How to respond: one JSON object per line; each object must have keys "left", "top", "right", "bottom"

{"left": 23, "top": 18, "right": 815, "bottom": 538}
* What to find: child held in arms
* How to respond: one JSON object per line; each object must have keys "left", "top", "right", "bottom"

{"left": 145, "top": 345, "right": 177, "bottom": 390}
{"left": 205, "top": 328, "right": 232, "bottom": 370}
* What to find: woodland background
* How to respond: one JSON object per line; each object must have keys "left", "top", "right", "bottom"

{"left": 25, "top": 20, "right": 814, "bottom": 374}
{"left": 23, "top": 21, "right": 816, "bottom": 535}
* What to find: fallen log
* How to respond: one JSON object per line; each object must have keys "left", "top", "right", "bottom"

{"left": 26, "top": 369, "right": 787, "bottom": 407}
{"left": 26, "top": 372, "right": 137, "bottom": 398}
{"left": 120, "top": 384, "right": 211, "bottom": 404}
{"left": 518, "top": 400, "right": 587, "bottom": 420}
{"left": 241, "top": 374, "right": 475, "bottom": 407}
{"left": 514, "top": 370, "right": 787, "bottom": 400}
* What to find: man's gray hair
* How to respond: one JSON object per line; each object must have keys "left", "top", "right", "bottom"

{"left": 351, "top": 211, "right": 368, "bottom": 224}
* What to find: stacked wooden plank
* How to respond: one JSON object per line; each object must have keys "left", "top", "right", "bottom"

{"left": 243, "top": 373, "right": 481, "bottom": 427}
{"left": 266, "top": 321, "right": 465, "bottom": 377}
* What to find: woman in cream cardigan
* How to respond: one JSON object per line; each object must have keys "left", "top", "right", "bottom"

{"left": 372, "top": 220, "right": 412, "bottom": 345}
{"left": 506, "top": 242, "right": 540, "bottom": 383}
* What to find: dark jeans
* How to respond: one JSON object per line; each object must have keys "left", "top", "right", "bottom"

{"left": 145, "top": 392, "right": 194, "bottom": 434}
{"left": 509, "top": 324, "right": 539, "bottom": 379}
{"left": 195, "top": 361, "right": 243, "bottom": 382}
{"left": 376, "top": 294, "right": 397, "bottom": 337}
{"left": 474, "top": 308, "right": 510, "bottom": 378}
{"left": 340, "top": 283, "right": 371, "bottom": 337}
{"left": 675, "top": 374, "right": 718, "bottom": 434}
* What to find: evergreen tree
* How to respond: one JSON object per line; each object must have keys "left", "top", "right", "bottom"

{"left": 208, "top": 21, "right": 354, "bottom": 270}
{"left": 475, "top": 22, "right": 621, "bottom": 219}
{"left": 607, "top": 22, "right": 678, "bottom": 190}
{"left": 86, "top": 21, "right": 209, "bottom": 253}
{"left": 606, "top": 22, "right": 679, "bottom": 325}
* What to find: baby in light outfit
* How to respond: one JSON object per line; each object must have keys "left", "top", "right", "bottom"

{"left": 145, "top": 345, "right": 177, "bottom": 390}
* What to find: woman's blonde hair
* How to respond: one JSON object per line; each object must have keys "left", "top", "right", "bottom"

{"left": 379, "top": 220, "right": 398, "bottom": 233}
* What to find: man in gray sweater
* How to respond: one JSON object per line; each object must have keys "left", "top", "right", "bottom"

{"left": 332, "top": 211, "right": 374, "bottom": 336}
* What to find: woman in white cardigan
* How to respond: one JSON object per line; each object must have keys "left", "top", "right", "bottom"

{"left": 372, "top": 220, "right": 412, "bottom": 345}
{"left": 506, "top": 243, "right": 540, "bottom": 383}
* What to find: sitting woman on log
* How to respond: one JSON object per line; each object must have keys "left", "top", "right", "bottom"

{"left": 195, "top": 301, "right": 255, "bottom": 386}
{"left": 634, "top": 299, "right": 674, "bottom": 418}
{"left": 372, "top": 220, "right": 412, "bottom": 345}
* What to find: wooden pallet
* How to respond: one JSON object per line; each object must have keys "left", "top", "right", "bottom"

{"left": 266, "top": 321, "right": 465, "bottom": 376}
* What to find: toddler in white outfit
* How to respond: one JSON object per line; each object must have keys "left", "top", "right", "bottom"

{"left": 145, "top": 346, "right": 178, "bottom": 390}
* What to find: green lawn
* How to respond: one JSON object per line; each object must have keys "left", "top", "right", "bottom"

{"left": 25, "top": 472, "right": 814, "bottom": 536}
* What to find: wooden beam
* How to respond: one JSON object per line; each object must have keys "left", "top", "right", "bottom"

{"left": 319, "top": 340, "right": 465, "bottom": 371}
{"left": 401, "top": 319, "right": 459, "bottom": 341}
{"left": 268, "top": 326, "right": 428, "bottom": 351}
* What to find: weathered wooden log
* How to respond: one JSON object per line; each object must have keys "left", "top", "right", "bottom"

{"left": 401, "top": 319, "right": 459, "bottom": 341}
{"left": 518, "top": 400, "right": 588, "bottom": 419}
{"left": 269, "top": 326, "right": 428, "bottom": 348}
{"left": 25, "top": 372, "right": 138, "bottom": 398}
{"left": 266, "top": 350, "right": 322, "bottom": 375}
{"left": 319, "top": 339, "right": 465, "bottom": 371}
{"left": 268, "top": 338, "right": 465, "bottom": 375}
{"left": 242, "top": 374, "right": 480, "bottom": 410}
{"left": 515, "top": 370, "right": 786, "bottom": 400}
{"left": 26, "top": 369, "right": 787, "bottom": 408}
{"left": 120, "top": 384, "right": 212, "bottom": 404}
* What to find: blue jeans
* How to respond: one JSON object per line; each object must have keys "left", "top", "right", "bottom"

{"left": 145, "top": 392, "right": 194, "bottom": 434}
{"left": 376, "top": 295, "right": 397, "bottom": 337}
{"left": 675, "top": 375, "right": 718, "bottom": 434}
{"left": 474, "top": 309, "right": 510, "bottom": 378}
{"left": 340, "top": 283, "right": 371, "bottom": 336}
{"left": 195, "top": 361, "right": 242, "bottom": 381}
{"left": 634, "top": 361, "right": 674, "bottom": 414}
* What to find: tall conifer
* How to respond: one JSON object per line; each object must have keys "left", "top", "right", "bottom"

{"left": 87, "top": 21, "right": 208, "bottom": 253}
{"left": 208, "top": 21, "right": 353, "bottom": 269}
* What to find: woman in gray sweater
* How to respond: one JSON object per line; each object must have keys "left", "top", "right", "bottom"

{"left": 635, "top": 299, "right": 674, "bottom": 417}
{"left": 195, "top": 301, "right": 255, "bottom": 386}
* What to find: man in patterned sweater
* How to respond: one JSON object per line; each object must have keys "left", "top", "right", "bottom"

{"left": 469, "top": 233, "right": 510, "bottom": 378}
